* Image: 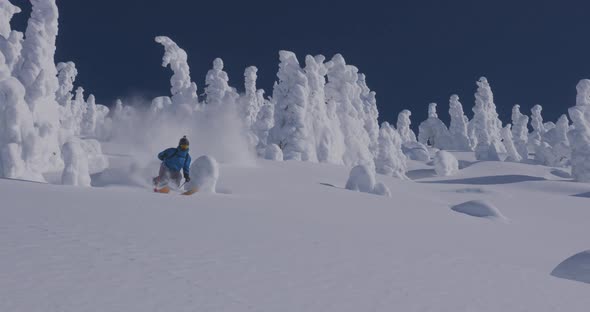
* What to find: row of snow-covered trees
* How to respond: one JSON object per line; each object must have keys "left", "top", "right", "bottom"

{"left": 1, "top": 0, "right": 109, "bottom": 184}
{"left": 409, "top": 77, "right": 585, "bottom": 175}
{"left": 2, "top": 0, "right": 590, "bottom": 185}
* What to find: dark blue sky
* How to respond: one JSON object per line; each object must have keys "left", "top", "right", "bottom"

{"left": 11, "top": 0, "right": 590, "bottom": 125}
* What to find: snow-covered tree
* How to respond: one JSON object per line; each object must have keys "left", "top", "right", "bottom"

{"left": 55, "top": 62, "right": 78, "bottom": 141}
{"left": 374, "top": 122, "right": 407, "bottom": 179}
{"left": 543, "top": 115, "right": 570, "bottom": 149}
{"left": 0, "top": 0, "right": 23, "bottom": 74}
{"left": 501, "top": 125, "right": 522, "bottom": 162}
{"left": 71, "top": 86, "right": 86, "bottom": 135}
{"left": 56, "top": 62, "right": 77, "bottom": 106}
{"left": 357, "top": 73, "right": 380, "bottom": 156}
{"left": 472, "top": 77, "right": 503, "bottom": 161}
{"left": 511, "top": 104, "right": 529, "bottom": 160}
{"left": 112, "top": 99, "right": 123, "bottom": 119}
{"left": 155, "top": 36, "right": 198, "bottom": 113}
{"left": 16, "top": 0, "right": 62, "bottom": 171}
{"left": 397, "top": 109, "right": 417, "bottom": 143}
{"left": 0, "top": 54, "right": 43, "bottom": 181}
{"left": 418, "top": 103, "right": 451, "bottom": 149}
{"left": 325, "top": 54, "right": 372, "bottom": 166}
{"left": 253, "top": 97, "right": 274, "bottom": 154}
{"left": 205, "top": 58, "right": 239, "bottom": 108}
{"left": 61, "top": 139, "right": 90, "bottom": 187}
{"left": 269, "top": 51, "right": 313, "bottom": 161}
{"left": 81, "top": 94, "right": 96, "bottom": 137}
{"left": 242, "top": 66, "right": 263, "bottom": 129}
{"left": 448, "top": 95, "right": 472, "bottom": 150}
{"left": 304, "top": 54, "right": 336, "bottom": 163}
{"left": 529, "top": 104, "right": 545, "bottom": 146}
{"left": 568, "top": 79, "right": 590, "bottom": 181}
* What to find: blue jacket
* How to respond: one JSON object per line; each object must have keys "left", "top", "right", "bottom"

{"left": 158, "top": 147, "right": 191, "bottom": 176}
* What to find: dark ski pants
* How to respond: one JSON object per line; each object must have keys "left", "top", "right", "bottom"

{"left": 156, "top": 163, "right": 182, "bottom": 187}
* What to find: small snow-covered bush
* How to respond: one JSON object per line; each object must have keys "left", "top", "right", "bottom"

{"left": 345, "top": 165, "right": 390, "bottom": 197}
{"left": 402, "top": 141, "right": 430, "bottom": 161}
{"left": 187, "top": 155, "right": 219, "bottom": 193}
{"left": 372, "top": 182, "right": 391, "bottom": 197}
{"left": 433, "top": 150, "right": 459, "bottom": 177}
{"left": 345, "top": 165, "right": 376, "bottom": 193}
{"left": 264, "top": 144, "right": 283, "bottom": 161}
{"left": 451, "top": 200, "right": 506, "bottom": 220}
{"left": 61, "top": 139, "right": 91, "bottom": 187}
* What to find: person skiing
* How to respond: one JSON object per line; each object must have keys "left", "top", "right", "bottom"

{"left": 153, "top": 136, "right": 192, "bottom": 188}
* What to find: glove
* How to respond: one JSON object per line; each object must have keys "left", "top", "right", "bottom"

{"left": 184, "top": 174, "right": 191, "bottom": 183}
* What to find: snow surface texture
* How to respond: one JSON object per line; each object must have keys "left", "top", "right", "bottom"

{"left": 434, "top": 150, "right": 459, "bottom": 177}
{"left": 551, "top": 250, "right": 590, "bottom": 284}
{"left": 345, "top": 164, "right": 391, "bottom": 196}
{"left": 451, "top": 200, "right": 506, "bottom": 220}
{"left": 3, "top": 152, "right": 590, "bottom": 311}
{"left": 186, "top": 155, "right": 219, "bottom": 193}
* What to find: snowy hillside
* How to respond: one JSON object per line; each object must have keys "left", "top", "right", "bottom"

{"left": 2, "top": 0, "right": 590, "bottom": 310}
{"left": 2, "top": 149, "right": 590, "bottom": 311}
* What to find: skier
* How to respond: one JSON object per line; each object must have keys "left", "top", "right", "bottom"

{"left": 153, "top": 136, "right": 192, "bottom": 189}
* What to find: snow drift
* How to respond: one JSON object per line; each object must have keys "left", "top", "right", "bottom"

{"left": 451, "top": 200, "right": 506, "bottom": 220}
{"left": 551, "top": 250, "right": 590, "bottom": 284}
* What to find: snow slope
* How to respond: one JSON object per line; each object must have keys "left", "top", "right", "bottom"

{"left": 1, "top": 150, "right": 590, "bottom": 311}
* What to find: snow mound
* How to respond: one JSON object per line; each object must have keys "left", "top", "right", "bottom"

{"left": 372, "top": 182, "right": 391, "bottom": 197}
{"left": 345, "top": 165, "right": 390, "bottom": 197}
{"left": 61, "top": 139, "right": 91, "bottom": 187}
{"left": 264, "top": 144, "right": 283, "bottom": 161}
{"left": 451, "top": 200, "right": 506, "bottom": 220}
{"left": 346, "top": 165, "right": 375, "bottom": 193}
{"left": 551, "top": 250, "right": 590, "bottom": 284}
{"left": 186, "top": 155, "right": 219, "bottom": 193}
{"left": 434, "top": 150, "right": 459, "bottom": 177}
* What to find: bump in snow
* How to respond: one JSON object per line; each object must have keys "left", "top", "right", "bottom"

{"left": 451, "top": 200, "right": 506, "bottom": 220}
{"left": 434, "top": 150, "right": 459, "bottom": 177}
{"left": 551, "top": 250, "right": 590, "bottom": 284}
{"left": 345, "top": 164, "right": 391, "bottom": 197}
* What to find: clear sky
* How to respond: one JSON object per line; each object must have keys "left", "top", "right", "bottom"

{"left": 11, "top": 0, "right": 590, "bottom": 125}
